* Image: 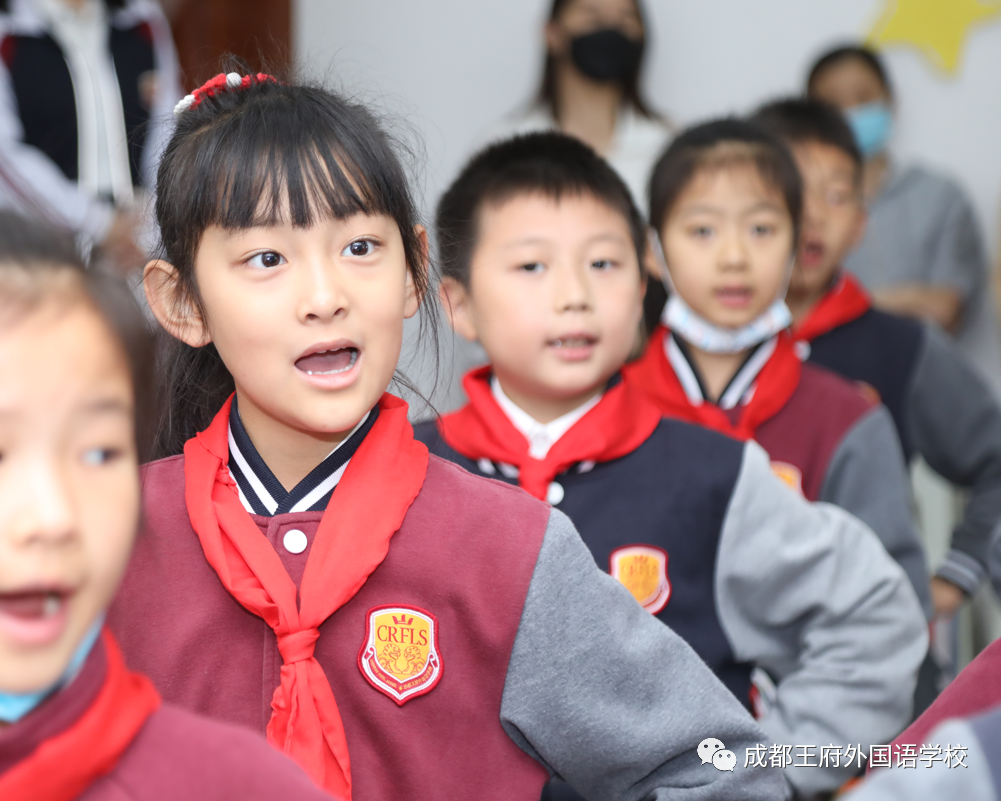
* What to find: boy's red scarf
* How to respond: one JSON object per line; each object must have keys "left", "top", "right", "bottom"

{"left": 792, "top": 273, "right": 872, "bottom": 343}
{"left": 0, "top": 630, "right": 160, "bottom": 801}
{"left": 183, "top": 393, "right": 428, "bottom": 800}
{"left": 623, "top": 326, "right": 801, "bottom": 442}
{"left": 437, "top": 366, "right": 662, "bottom": 500}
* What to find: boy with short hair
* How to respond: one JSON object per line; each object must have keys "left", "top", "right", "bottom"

{"left": 417, "top": 131, "right": 927, "bottom": 797}
{"left": 754, "top": 98, "right": 1001, "bottom": 617}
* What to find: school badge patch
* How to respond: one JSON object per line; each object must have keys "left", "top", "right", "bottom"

{"left": 358, "top": 605, "right": 442, "bottom": 705}
{"left": 770, "top": 461, "right": 803, "bottom": 495}
{"left": 609, "top": 545, "right": 671, "bottom": 614}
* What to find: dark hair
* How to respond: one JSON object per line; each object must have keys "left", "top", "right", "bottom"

{"left": 152, "top": 73, "right": 436, "bottom": 458}
{"left": 806, "top": 45, "right": 893, "bottom": 99}
{"left": 436, "top": 131, "right": 647, "bottom": 288}
{"left": 538, "top": 0, "right": 655, "bottom": 119}
{"left": 648, "top": 117, "right": 803, "bottom": 244}
{"left": 0, "top": 210, "right": 156, "bottom": 461}
{"left": 752, "top": 98, "right": 863, "bottom": 184}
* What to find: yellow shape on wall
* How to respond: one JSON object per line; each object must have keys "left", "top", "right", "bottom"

{"left": 867, "top": 0, "right": 1001, "bottom": 74}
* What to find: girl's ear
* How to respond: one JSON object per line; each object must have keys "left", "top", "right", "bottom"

{"left": 439, "top": 277, "right": 478, "bottom": 342}
{"left": 403, "top": 225, "right": 429, "bottom": 320}
{"left": 143, "top": 259, "right": 212, "bottom": 347}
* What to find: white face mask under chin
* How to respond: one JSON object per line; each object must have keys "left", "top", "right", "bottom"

{"left": 662, "top": 293, "right": 792, "bottom": 354}
{"left": 650, "top": 231, "right": 794, "bottom": 354}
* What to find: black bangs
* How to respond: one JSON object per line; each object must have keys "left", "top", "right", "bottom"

{"left": 192, "top": 103, "right": 386, "bottom": 232}
{"left": 156, "top": 80, "right": 417, "bottom": 275}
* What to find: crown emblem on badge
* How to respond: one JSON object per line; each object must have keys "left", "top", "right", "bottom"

{"left": 609, "top": 545, "right": 671, "bottom": 614}
{"left": 358, "top": 605, "right": 443, "bottom": 705}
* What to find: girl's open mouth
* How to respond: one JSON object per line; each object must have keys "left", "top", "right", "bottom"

{"left": 0, "top": 588, "right": 71, "bottom": 646}
{"left": 294, "top": 347, "right": 359, "bottom": 376}
{"left": 715, "top": 286, "right": 754, "bottom": 308}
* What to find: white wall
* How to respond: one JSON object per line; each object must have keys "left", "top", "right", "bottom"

{"left": 294, "top": 0, "right": 1001, "bottom": 406}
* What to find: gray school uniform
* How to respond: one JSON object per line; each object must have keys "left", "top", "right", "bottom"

{"left": 419, "top": 416, "right": 930, "bottom": 797}
{"left": 846, "top": 164, "right": 983, "bottom": 298}
{"left": 844, "top": 162, "right": 1001, "bottom": 398}
{"left": 807, "top": 315, "right": 1001, "bottom": 596}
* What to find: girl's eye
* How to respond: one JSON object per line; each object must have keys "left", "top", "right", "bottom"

{"left": 342, "top": 239, "right": 376, "bottom": 257}
{"left": 520, "top": 262, "right": 544, "bottom": 273}
{"left": 247, "top": 251, "right": 286, "bottom": 270}
{"left": 81, "top": 447, "right": 121, "bottom": 466}
{"left": 751, "top": 224, "right": 775, "bottom": 237}
{"left": 591, "top": 259, "right": 616, "bottom": 271}
{"left": 689, "top": 225, "right": 714, "bottom": 239}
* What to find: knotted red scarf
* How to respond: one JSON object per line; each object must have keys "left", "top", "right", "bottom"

{"left": 183, "top": 392, "right": 428, "bottom": 799}
{"left": 792, "top": 272, "right": 872, "bottom": 343}
{"left": 622, "top": 326, "right": 801, "bottom": 442}
{"left": 0, "top": 630, "right": 160, "bottom": 801}
{"left": 437, "top": 367, "right": 662, "bottom": 500}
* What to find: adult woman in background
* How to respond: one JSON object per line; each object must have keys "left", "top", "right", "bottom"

{"left": 485, "top": 0, "right": 671, "bottom": 206}
{"left": 0, "top": 0, "right": 180, "bottom": 273}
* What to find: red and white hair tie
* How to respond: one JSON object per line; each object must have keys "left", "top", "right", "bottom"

{"left": 174, "top": 72, "right": 278, "bottom": 116}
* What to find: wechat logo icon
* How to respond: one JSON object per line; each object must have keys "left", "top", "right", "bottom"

{"left": 699, "top": 737, "right": 736, "bottom": 772}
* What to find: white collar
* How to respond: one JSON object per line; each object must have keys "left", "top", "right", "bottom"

{"left": 666, "top": 333, "right": 778, "bottom": 410}
{"left": 490, "top": 376, "right": 602, "bottom": 459}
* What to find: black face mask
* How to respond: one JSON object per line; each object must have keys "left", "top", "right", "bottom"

{"left": 569, "top": 28, "right": 642, "bottom": 84}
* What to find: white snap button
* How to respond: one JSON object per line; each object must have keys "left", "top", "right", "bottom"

{"left": 546, "top": 481, "right": 564, "bottom": 505}
{"left": 283, "top": 529, "right": 308, "bottom": 554}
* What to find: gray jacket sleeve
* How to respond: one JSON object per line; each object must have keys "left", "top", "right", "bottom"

{"left": 907, "top": 325, "right": 1001, "bottom": 595}
{"left": 820, "top": 405, "right": 933, "bottom": 618}
{"left": 844, "top": 720, "right": 992, "bottom": 801}
{"left": 501, "top": 508, "right": 789, "bottom": 801}
{"left": 717, "top": 441, "right": 929, "bottom": 797}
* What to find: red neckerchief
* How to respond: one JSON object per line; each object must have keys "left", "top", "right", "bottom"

{"left": 792, "top": 272, "right": 872, "bottom": 343}
{"left": 183, "top": 393, "right": 428, "bottom": 800}
{"left": 622, "top": 325, "right": 801, "bottom": 442}
{"left": 437, "top": 366, "right": 662, "bottom": 500}
{"left": 0, "top": 630, "right": 160, "bottom": 801}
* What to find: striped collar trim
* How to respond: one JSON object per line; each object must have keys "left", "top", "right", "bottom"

{"left": 227, "top": 398, "right": 378, "bottom": 516}
{"left": 667, "top": 333, "right": 777, "bottom": 410}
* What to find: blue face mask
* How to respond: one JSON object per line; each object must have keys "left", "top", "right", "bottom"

{"left": 0, "top": 617, "right": 103, "bottom": 723}
{"left": 846, "top": 101, "right": 893, "bottom": 158}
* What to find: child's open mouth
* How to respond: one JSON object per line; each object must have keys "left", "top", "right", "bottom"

{"left": 295, "top": 347, "right": 359, "bottom": 376}
{"left": 800, "top": 239, "right": 826, "bottom": 268}
{"left": 0, "top": 588, "right": 71, "bottom": 646}
{"left": 547, "top": 333, "right": 598, "bottom": 361}
{"left": 714, "top": 286, "right": 753, "bottom": 308}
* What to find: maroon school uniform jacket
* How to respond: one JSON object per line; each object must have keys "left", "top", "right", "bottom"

{"left": 0, "top": 633, "right": 332, "bottom": 801}
{"left": 891, "top": 637, "right": 1001, "bottom": 754}
{"left": 625, "top": 326, "right": 931, "bottom": 614}
{"left": 109, "top": 449, "right": 780, "bottom": 801}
